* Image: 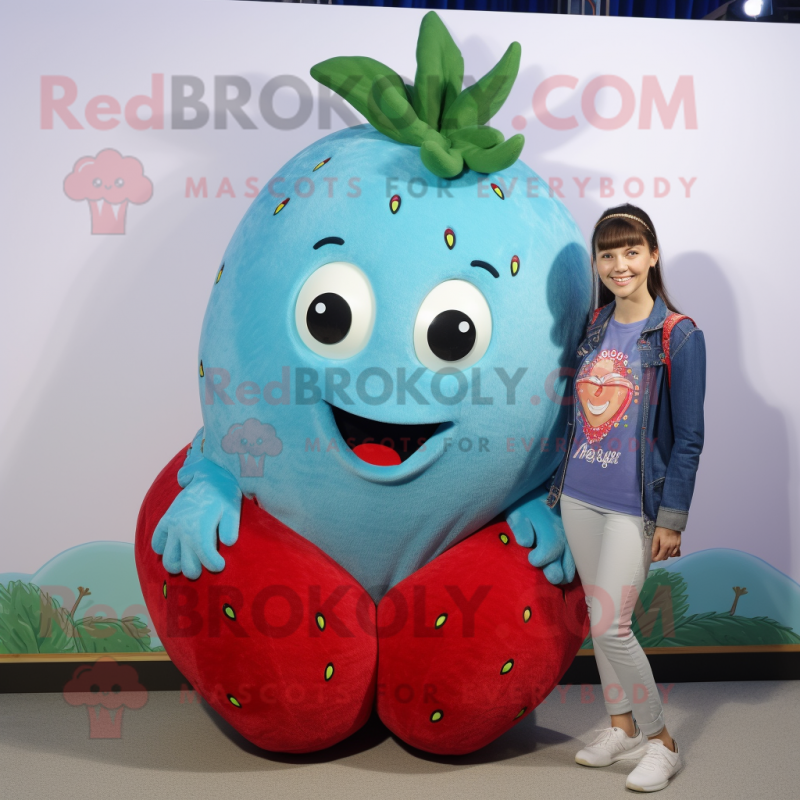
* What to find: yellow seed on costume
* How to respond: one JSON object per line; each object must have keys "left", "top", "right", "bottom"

{"left": 435, "top": 613, "right": 448, "bottom": 629}
{"left": 316, "top": 613, "right": 326, "bottom": 631}
{"left": 223, "top": 603, "right": 236, "bottom": 621}
{"left": 515, "top": 707, "right": 527, "bottom": 719}
{"left": 199, "top": 360, "right": 204, "bottom": 377}
{"left": 390, "top": 194, "right": 401, "bottom": 214}
{"left": 215, "top": 264, "right": 224, "bottom": 284}
{"left": 499, "top": 533, "right": 509, "bottom": 545}
{"left": 444, "top": 228, "right": 455, "bottom": 250}
{"left": 227, "top": 694, "right": 242, "bottom": 708}
{"left": 313, "top": 157, "right": 331, "bottom": 172}
{"left": 273, "top": 197, "right": 290, "bottom": 215}
{"left": 491, "top": 183, "right": 505, "bottom": 200}
{"left": 510, "top": 255, "right": 520, "bottom": 276}
{"left": 523, "top": 607, "right": 531, "bottom": 623}
{"left": 325, "top": 663, "right": 334, "bottom": 681}
{"left": 501, "top": 659, "right": 514, "bottom": 674}
{"left": 430, "top": 710, "right": 443, "bottom": 723}
{"left": 162, "top": 581, "right": 167, "bottom": 599}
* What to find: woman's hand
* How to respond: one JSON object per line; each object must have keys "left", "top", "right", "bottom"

{"left": 651, "top": 526, "right": 681, "bottom": 561}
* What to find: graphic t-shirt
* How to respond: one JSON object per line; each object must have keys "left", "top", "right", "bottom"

{"left": 562, "top": 316, "right": 646, "bottom": 515}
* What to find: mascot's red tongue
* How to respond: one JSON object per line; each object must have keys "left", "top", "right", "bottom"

{"left": 352, "top": 443, "right": 402, "bottom": 467}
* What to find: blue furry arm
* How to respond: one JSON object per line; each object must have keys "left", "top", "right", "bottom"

{"left": 505, "top": 482, "right": 575, "bottom": 585}
{"left": 151, "top": 428, "right": 242, "bottom": 579}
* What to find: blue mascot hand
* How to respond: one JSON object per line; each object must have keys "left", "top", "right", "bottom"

{"left": 151, "top": 432, "right": 242, "bottom": 580}
{"left": 505, "top": 484, "right": 576, "bottom": 586}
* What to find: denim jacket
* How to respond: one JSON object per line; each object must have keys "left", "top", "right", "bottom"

{"left": 545, "top": 294, "right": 706, "bottom": 537}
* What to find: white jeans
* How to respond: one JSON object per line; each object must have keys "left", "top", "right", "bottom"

{"left": 560, "top": 492, "right": 666, "bottom": 737}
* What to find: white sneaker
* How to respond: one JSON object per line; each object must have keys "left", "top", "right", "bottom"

{"left": 625, "top": 737, "right": 683, "bottom": 792}
{"left": 575, "top": 723, "right": 649, "bottom": 767}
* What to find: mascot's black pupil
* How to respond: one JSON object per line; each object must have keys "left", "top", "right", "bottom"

{"left": 427, "top": 310, "right": 476, "bottom": 362}
{"left": 307, "top": 292, "right": 352, "bottom": 344}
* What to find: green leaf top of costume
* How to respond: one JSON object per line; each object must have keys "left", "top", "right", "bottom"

{"left": 309, "top": 11, "right": 524, "bottom": 178}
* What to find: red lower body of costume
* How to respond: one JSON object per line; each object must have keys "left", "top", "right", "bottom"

{"left": 135, "top": 448, "right": 589, "bottom": 755}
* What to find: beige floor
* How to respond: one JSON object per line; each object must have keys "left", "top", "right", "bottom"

{"left": 1, "top": 680, "right": 796, "bottom": 799}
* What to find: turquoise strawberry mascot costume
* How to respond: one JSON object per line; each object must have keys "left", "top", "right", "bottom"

{"left": 135, "top": 11, "right": 592, "bottom": 755}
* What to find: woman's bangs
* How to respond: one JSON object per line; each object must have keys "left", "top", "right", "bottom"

{"left": 595, "top": 218, "right": 648, "bottom": 253}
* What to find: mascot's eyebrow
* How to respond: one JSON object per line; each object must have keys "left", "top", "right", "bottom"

{"left": 470, "top": 260, "right": 500, "bottom": 279}
{"left": 313, "top": 236, "right": 345, "bottom": 250}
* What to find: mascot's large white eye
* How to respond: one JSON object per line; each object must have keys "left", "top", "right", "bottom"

{"left": 295, "top": 262, "right": 375, "bottom": 359}
{"left": 413, "top": 280, "right": 492, "bottom": 371}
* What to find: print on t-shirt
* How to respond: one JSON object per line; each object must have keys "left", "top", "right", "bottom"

{"left": 562, "top": 316, "right": 644, "bottom": 515}
{"left": 576, "top": 348, "right": 638, "bottom": 445}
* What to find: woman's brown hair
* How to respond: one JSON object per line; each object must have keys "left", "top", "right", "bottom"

{"left": 591, "top": 203, "right": 681, "bottom": 315}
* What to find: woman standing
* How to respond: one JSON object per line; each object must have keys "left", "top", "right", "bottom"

{"left": 545, "top": 203, "right": 706, "bottom": 792}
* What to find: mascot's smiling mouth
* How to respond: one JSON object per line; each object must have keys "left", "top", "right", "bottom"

{"left": 328, "top": 402, "right": 446, "bottom": 466}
